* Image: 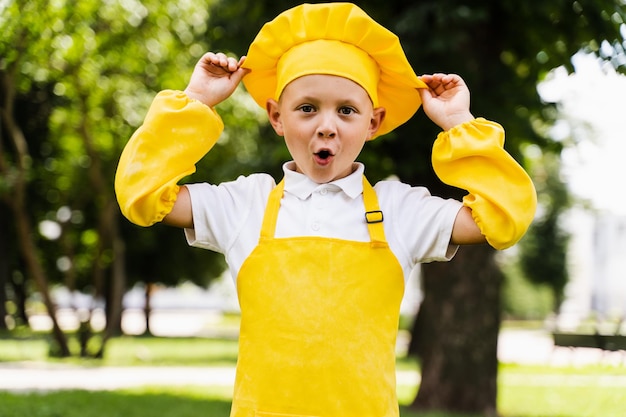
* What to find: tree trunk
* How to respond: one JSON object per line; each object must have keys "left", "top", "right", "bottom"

{"left": 108, "top": 229, "right": 126, "bottom": 336}
{"left": 95, "top": 202, "right": 126, "bottom": 358}
{"left": 95, "top": 233, "right": 126, "bottom": 358}
{"left": 9, "top": 272, "right": 28, "bottom": 326}
{"left": 144, "top": 282, "right": 153, "bottom": 335}
{"left": 76, "top": 93, "right": 126, "bottom": 355}
{"left": 0, "top": 273, "right": 7, "bottom": 331}
{"left": 0, "top": 207, "right": 9, "bottom": 330}
{"left": 409, "top": 245, "right": 502, "bottom": 416}
{"left": 0, "top": 70, "right": 70, "bottom": 355}
{"left": 11, "top": 185, "right": 71, "bottom": 356}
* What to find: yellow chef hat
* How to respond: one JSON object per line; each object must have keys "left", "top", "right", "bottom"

{"left": 242, "top": 2, "right": 427, "bottom": 139}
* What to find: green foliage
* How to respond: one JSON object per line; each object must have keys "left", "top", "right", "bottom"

{"left": 207, "top": 0, "right": 626, "bottom": 190}
{"left": 207, "top": 0, "right": 626, "bottom": 317}
{"left": 518, "top": 150, "right": 572, "bottom": 310}
{"left": 1, "top": 0, "right": 254, "bottom": 301}
{"left": 2, "top": 0, "right": 625, "bottom": 370}
{"left": 34, "top": 0, "right": 221, "bottom": 290}
{"left": 500, "top": 254, "right": 555, "bottom": 320}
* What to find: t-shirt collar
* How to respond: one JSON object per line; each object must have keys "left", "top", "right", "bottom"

{"left": 282, "top": 161, "right": 365, "bottom": 200}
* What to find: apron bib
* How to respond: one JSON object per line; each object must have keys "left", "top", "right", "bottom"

{"left": 231, "top": 176, "right": 405, "bottom": 417}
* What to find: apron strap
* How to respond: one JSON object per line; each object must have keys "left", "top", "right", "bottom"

{"left": 260, "top": 179, "right": 285, "bottom": 239}
{"left": 259, "top": 176, "right": 388, "bottom": 245}
{"left": 362, "top": 176, "right": 387, "bottom": 246}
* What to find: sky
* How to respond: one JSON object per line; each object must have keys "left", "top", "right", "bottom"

{"left": 537, "top": 52, "right": 626, "bottom": 216}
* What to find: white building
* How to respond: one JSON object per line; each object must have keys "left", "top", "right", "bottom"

{"left": 540, "top": 52, "right": 626, "bottom": 330}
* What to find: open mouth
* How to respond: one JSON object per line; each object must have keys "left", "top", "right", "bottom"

{"left": 313, "top": 148, "right": 335, "bottom": 166}
{"left": 316, "top": 150, "right": 332, "bottom": 160}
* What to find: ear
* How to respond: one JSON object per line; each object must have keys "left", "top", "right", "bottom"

{"left": 266, "top": 99, "right": 284, "bottom": 136}
{"left": 367, "top": 107, "right": 386, "bottom": 140}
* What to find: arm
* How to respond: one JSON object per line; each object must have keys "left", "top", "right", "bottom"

{"left": 418, "top": 74, "right": 537, "bottom": 249}
{"left": 114, "top": 53, "right": 249, "bottom": 227}
{"left": 451, "top": 206, "right": 485, "bottom": 246}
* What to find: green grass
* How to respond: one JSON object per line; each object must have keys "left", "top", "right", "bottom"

{"left": 103, "top": 336, "right": 239, "bottom": 366}
{"left": 0, "top": 387, "right": 233, "bottom": 417}
{"left": 498, "top": 364, "right": 626, "bottom": 417}
{"left": 498, "top": 383, "right": 625, "bottom": 417}
{"left": 0, "top": 333, "right": 418, "bottom": 368}
{"left": 1, "top": 333, "right": 625, "bottom": 416}
{"left": 0, "top": 335, "right": 49, "bottom": 362}
{"left": 0, "top": 333, "right": 240, "bottom": 366}
{"left": 1, "top": 377, "right": 624, "bottom": 417}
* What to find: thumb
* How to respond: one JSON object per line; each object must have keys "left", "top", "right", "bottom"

{"left": 417, "top": 87, "right": 436, "bottom": 115}
{"left": 417, "top": 87, "right": 433, "bottom": 105}
{"left": 231, "top": 67, "right": 251, "bottom": 85}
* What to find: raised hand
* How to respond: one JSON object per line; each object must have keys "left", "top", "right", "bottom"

{"left": 184, "top": 52, "right": 250, "bottom": 108}
{"left": 418, "top": 73, "right": 474, "bottom": 131}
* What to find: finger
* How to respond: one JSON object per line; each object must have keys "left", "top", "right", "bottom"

{"left": 214, "top": 52, "right": 228, "bottom": 63}
{"left": 200, "top": 52, "right": 242, "bottom": 73}
{"left": 417, "top": 86, "right": 433, "bottom": 103}
{"left": 419, "top": 74, "right": 439, "bottom": 88}
{"left": 441, "top": 74, "right": 464, "bottom": 89}
{"left": 203, "top": 52, "right": 227, "bottom": 71}
{"left": 419, "top": 74, "right": 433, "bottom": 83}
{"left": 226, "top": 56, "right": 241, "bottom": 72}
{"left": 420, "top": 73, "right": 448, "bottom": 90}
{"left": 199, "top": 52, "right": 217, "bottom": 64}
{"left": 199, "top": 52, "right": 225, "bottom": 69}
{"left": 208, "top": 53, "right": 243, "bottom": 73}
{"left": 231, "top": 66, "right": 251, "bottom": 85}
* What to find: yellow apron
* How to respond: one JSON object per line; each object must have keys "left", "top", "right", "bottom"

{"left": 232, "top": 176, "right": 405, "bottom": 417}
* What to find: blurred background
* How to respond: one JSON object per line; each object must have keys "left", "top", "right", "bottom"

{"left": 1, "top": 0, "right": 625, "bottom": 416}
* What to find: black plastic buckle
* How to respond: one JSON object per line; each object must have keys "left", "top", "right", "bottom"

{"left": 365, "top": 210, "right": 384, "bottom": 224}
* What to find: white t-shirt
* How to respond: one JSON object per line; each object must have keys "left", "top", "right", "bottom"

{"left": 185, "top": 162, "right": 462, "bottom": 282}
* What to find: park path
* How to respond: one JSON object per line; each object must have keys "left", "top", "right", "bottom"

{"left": 0, "top": 364, "right": 422, "bottom": 392}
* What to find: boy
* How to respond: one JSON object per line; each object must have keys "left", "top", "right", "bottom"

{"left": 115, "top": 3, "right": 536, "bottom": 416}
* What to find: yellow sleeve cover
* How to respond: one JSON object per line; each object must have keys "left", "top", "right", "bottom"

{"left": 114, "top": 90, "right": 224, "bottom": 226}
{"left": 432, "top": 118, "right": 537, "bottom": 250}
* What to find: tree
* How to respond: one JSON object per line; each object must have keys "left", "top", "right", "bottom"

{"left": 1, "top": 2, "right": 71, "bottom": 355}
{"left": 518, "top": 151, "right": 571, "bottom": 311}
{"left": 208, "top": 0, "right": 625, "bottom": 414}
{"left": 0, "top": 204, "right": 8, "bottom": 330}
{"left": 1, "top": 0, "right": 252, "bottom": 355}
{"left": 387, "top": 2, "right": 624, "bottom": 414}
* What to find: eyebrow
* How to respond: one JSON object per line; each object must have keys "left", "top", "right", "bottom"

{"left": 295, "top": 95, "right": 361, "bottom": 107}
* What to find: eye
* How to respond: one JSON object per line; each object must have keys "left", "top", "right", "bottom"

{"left": 339, "top": 106, "right": 356, "bottom": 115}
{"left": 298, "top": 104, "right": 315, "bottom": 113}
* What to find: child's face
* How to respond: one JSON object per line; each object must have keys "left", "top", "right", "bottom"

{"left": 266, "top": 74, "right": 385, "bottom": 183}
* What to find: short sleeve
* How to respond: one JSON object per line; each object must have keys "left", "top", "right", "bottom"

{"left": 376, "top": 180, "right": 462, "bottom": 272}
{"left": 184, "top": 174, "right": 276, "bottom": 254}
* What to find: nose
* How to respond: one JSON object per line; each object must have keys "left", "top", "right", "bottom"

{"left": 317, "top": 129, "right": 336, "bottom": 138}
{"left": 316, "top": 113, "right": 337, "bottom": 138}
